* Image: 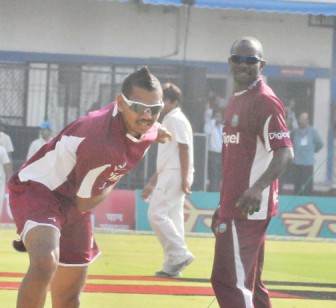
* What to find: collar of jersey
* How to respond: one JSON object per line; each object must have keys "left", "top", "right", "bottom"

{"left": 126, "top": 133, "right": 144, "bottom": 142}
{"left": 234, "top": 76, "right": 262, "bottom": 96}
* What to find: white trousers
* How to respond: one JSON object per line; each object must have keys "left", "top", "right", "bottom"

{"left": 0, "top": 183, "right": 5, "bottom": 217}
{"left": 148, "top": 169, "right": 193, "bottom": 270}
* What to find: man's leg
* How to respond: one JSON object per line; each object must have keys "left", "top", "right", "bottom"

{"left": 211, "top": 219, "right": 271, "bottom": 308}
{"left": 17, "top": 225, "right": 60, "bottom": 308}
{"left": 252, "top": 241, "right": 272, "bottom": 308}
{"left": 293, "top": 164, "right": 302, "bottom": 194}
{"left": 148, "top": 170, "right": 193, "bottom": 275}
{"left": 211, "top": 219, "right": 250, "bottom": 308}
{"left": 303, "top": 165, "right": 314, "bottom": 195}
{"left": 50, "top": 265, "right": 88, "bottom": 308}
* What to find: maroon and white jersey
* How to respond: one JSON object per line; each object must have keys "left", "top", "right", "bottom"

{"left": 10, "top": 101, "right": 159, "bottom": 202}
{"left": 219, "top": 79, "right": 292, "bottom": 220}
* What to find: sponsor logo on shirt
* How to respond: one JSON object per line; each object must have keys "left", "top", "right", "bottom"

{"left": 217, "top": 223, "right": 227, "bottom": 233}
{"left": 231, "top": 114, "right": 239, "bottom": 127}
{"left": 268, "top": 131, "right": 290, "bottom": 140}
{"left": 222, "top": 132, "right": 240, "bottom": 146}
{"left": 108, "top": 162, "right": 127, "bottom": 183}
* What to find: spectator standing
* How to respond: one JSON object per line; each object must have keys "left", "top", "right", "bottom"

{"left": 0, "top": 145, "right": 11, "bottom": 217}
{"left": 0, "top": 117, "right": 14, "bottom": 160}
{"left": 26, "top": 121, "right": 53, "bottom": 160}
{"left": 204, "top": 92, "right": 219, "bottom": 125}
{"left": 285, "top": 98, "right": 298, "bottom": 131}
{"left": 8, "top": 67, "right": 172, "bottom": 308}
{"left": 210, "top": 37, "right": 293, "bottom": 308}
{"left": 142, "top": 82, "right": 195, "bottom": 278}
{"left": 204, "top": 109, "right": 224, "bottom": 191}
{"left": 291, "top": 112, "right": 323, "bottom": 195}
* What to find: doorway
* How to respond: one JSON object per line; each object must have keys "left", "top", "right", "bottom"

{"left": 267, "top": 78, "right": 315, "bottom": 123}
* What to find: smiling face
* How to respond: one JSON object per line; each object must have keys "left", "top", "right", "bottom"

{"left": 229, "top": 38, "right": 266, "bottom": 92}
{"left": 117, "top": 86, "right": 162, "bottom": 138}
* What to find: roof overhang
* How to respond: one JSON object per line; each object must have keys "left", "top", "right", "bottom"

{"left": 139, "top": 0, "right": 336, "bottom": 16}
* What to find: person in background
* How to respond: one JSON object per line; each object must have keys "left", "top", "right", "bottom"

{"left": 204, "top": 92, "right": 219, "bottom": 125}
{"left": 291, "top": 112, "right": 323, "bottom": 195}
{"left": 26, "top": 121, "right": 53, "bottom": 160}
{"left": 285, "top": 98, "right": 298, "bottom": 131}
{"left": 0, "top": 118, "right": 14, "bottom": 180}
{"left": 8, "top": 67, "right": 171, "bottom": 308}
{"left": 0, "top": 145, "right": 11, "bottom": 218}
{"left": 0, "top": 118, "right": 14, "bottom": 173}
{"left": 204, "top": 109, "right": 224, "bottom": 192}
{"left": 211, "top": 37, "right": 293, "bottom": 308}
{"left": 141, "top": 82, "right": 195, "bottom": 278}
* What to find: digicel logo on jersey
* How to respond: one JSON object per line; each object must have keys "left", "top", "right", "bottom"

{"left": 223, "top": 132, "right": 240, "bottom": 146}
{"left": 269, "top": 131, "right": 290, "bottom": 140}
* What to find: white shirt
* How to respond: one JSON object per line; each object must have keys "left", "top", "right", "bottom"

{"left": 0, "top": 132, "right": 14, "bottom": 153}
{"left": 157, "top": 107, "right": 194, "bottom": 174}
{"left": 204, "top": 119, "right": 223, "bottom": 153}
{"left": 0, "top": 146, "right": 10, "bottom": 184}
{"left": 26, "top": 137, "right": 52, "bottom": 160}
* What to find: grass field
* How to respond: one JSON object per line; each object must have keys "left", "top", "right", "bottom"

{"left": 0, "top": 227, "right": 335, "bottom": 308}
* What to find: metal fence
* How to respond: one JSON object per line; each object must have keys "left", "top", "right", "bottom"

{"left": 0, "top": 61, "right": 208, "bottom": 190}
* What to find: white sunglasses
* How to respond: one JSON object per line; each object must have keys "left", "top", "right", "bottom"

{"left": 121, "top": 93, "right": 163, "bottom": 116}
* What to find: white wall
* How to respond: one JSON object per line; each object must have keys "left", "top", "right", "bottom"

{"left": 0, "top": 1, "right": 333, "bottom": 68}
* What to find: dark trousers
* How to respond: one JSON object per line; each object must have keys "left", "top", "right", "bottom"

{"left": 208, "top": 151, "right": 222, "bottom": 192}
{"left": 293, "top": 164, "right": 314, "bottom": 196}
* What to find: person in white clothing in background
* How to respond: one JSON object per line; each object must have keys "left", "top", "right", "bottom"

{"left": 0, "top": 118, "right": 14, "bottom": 157}
{"left": 204, "top": 109, "right": 224, "bottom": 192}
{"left": 0, "top": 145, "right": 11, "bottom": 217}
{"left": 142, "top": 82, "right": 195, "bottom": 278}
{"left": 26, "top": 121, "right": 53, "bottom": 160}
{"left": 0, "top": 118, "right": 14, "bottom": 173}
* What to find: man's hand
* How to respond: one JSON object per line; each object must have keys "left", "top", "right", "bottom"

{"left": 141, "top": 173, "right": 158, "bottom": 202}
{"left": 236, "top": 186, "right": 263, "bottom": 216}
{"left": 141, "top": 184, "right": 154, "bottom": 202}
{"left": 76, "top": 186, "right": 112, "bottom": 212}
{"left": 182, "top": 179, "right": 192, "bottom": 195}
{"left": 156, "top": 124, "right": 172, "bottom": 143}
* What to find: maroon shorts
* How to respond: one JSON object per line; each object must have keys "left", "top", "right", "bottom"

{"left": 9, "top": 180, "right": 100, "bottom": 265}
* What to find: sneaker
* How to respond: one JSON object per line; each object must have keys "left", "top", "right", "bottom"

{"left": 155, "top": 270, "right": 182, "bottom": 279}
{"left": 169, "top": 255, "right": 195, "bottom": 275}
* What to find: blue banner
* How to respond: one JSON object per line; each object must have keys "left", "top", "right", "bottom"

{"left": 135, "top": 190, "right": 336, "bottom": 239}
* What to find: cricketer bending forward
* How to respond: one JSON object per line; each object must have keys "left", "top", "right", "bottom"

{"left": 8, "top": 67, "right": 171, "bottom": 308}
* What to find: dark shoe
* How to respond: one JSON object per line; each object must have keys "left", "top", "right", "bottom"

{"left": 12, "top": 239, "right": 27, "bottom": 252}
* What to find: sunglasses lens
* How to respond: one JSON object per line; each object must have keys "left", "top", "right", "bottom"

{"left": 230, "top": 55, "right": 241, "bottom": 64}
{"left": 245, "top": 57, "right": 259, "bottom": 65}
{"left": 150, "top": 106, "right": 163, "bottom": 115}
{"left": 129, "top": 103, "right": 162, "bottom": 115}
{"left": 231, "top": 55, "right": 260, "bottom": 65}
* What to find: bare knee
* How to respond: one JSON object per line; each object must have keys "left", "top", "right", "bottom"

{"left": 24, "top": 225, "right": 60, "bottom": 281}
{"left": 29, "top": 249, "right": 59, "bottom": 280}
